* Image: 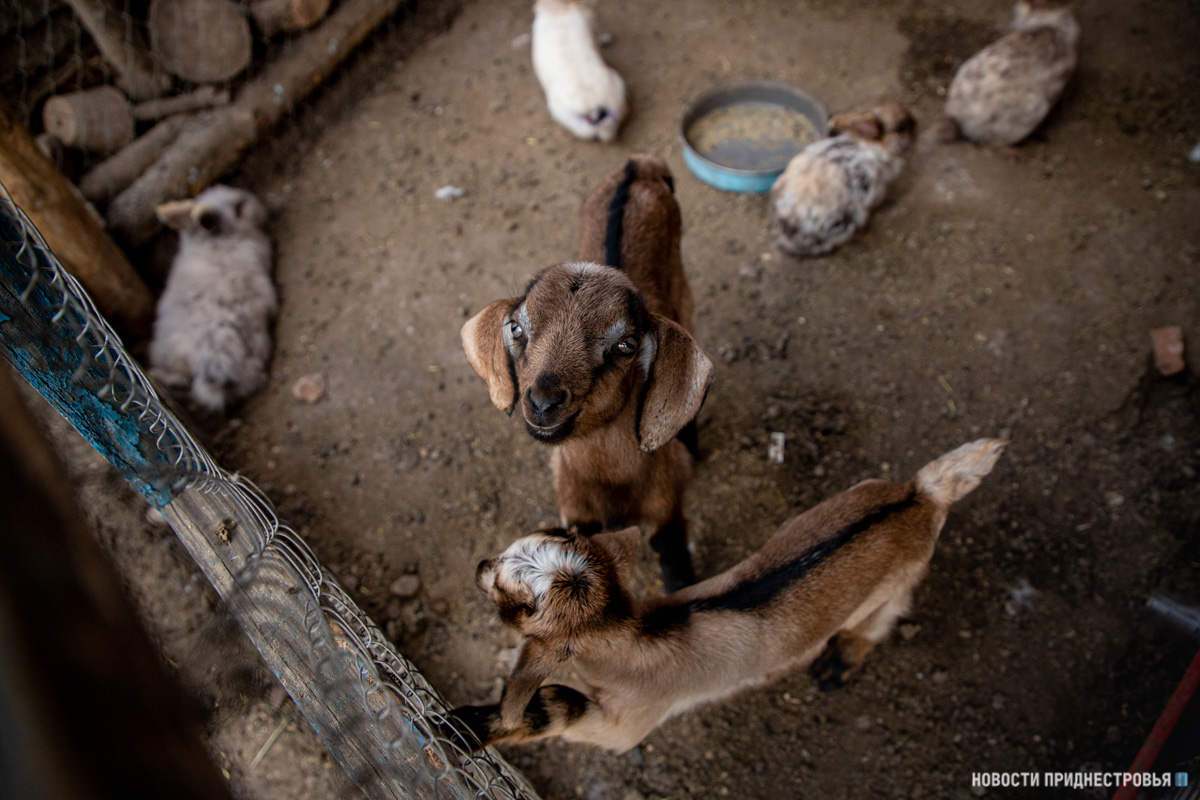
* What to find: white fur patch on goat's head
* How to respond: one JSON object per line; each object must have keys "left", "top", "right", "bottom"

{"left": 497, "top": 532, "right": 592, "bottom": 601}
{"left": 475, "top": 528, "right": 638, "bottom": 636}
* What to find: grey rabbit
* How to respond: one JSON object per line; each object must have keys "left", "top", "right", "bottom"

{"left": 770, "top": 103, "right": 917, "bottom": 257}
{"left": 149, "top": 185, "right": 277, "bottom": 412}
{"left": 940, "top": 0, "right": 1080, "bottom": 147}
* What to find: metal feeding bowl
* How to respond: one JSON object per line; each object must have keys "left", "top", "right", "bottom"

{"left": 680, "top": 80, "right": 829, "bottom": 194}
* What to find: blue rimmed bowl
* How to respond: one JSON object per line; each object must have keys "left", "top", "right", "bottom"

{"left": 680, "top": 80, "right": 829, "bottom": 194}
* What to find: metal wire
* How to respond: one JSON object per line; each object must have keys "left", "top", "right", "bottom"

{"left": 0, "top": 183, "right": 539, "bottom": 800}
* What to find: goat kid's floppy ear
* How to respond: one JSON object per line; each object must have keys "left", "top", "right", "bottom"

{"left": 461, "top": 299, "right": 521, "bottom": 414}
{"left": 637, "top": 317, "right": 713, "bottom": 453}
{"left": 590, "top": 526, "right": 641, "bottom": 574}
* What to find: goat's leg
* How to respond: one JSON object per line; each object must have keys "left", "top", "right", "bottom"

{"left": 811, "top": 588, "right": 913, "bottom": 690}
{"left": 449, "top": 684, "right": 599, "bottom": 748}
{"left": 650, "top": 515, "right": 694, "bottom": 592}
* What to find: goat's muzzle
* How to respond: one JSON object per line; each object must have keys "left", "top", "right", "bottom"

{"left": 522, "top": 376, "right": 577, "bottom": 443}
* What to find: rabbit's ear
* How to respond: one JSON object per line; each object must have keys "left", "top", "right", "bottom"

{"left": 829, "top": 111, "right": 881, "bottom": 141}
{"left": 156, "top": 200, "right": 196, "bottom": 231}
{"left": 852, "top": 117, "right": 882, "bottom": 139}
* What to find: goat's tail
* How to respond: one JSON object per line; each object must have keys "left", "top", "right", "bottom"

{"left": 603, "top": 159, "right": 639, "bottom": 269}
{"left": 914, "top": 438, "right": 1007, "bottom": 507}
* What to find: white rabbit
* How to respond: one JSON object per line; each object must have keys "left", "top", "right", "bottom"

{"left": 531, "top": 0, "right": 626, "bottom": 142}
{"left": 149, "top": 185, "right": 276, "bottom": 412}
{"left": 941, "top": 0, "right": 1080, "bottom": 147}
{"left": 770, "top": 103, "right": 916, "bottom": 257}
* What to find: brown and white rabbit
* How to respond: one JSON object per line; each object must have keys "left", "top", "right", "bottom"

{"left": 940, "top": 0, "right": 1080, "bottom": 147}
{"left": 531, "top": 0, "right": 626, "bottom": 142}
{"left": 149, "top": 185, "right": 276, "bottom": 412}
{"left": 770, "top": 103, "right": 916, "bottom": 258}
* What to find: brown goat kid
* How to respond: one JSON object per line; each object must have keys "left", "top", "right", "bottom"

{"left": 461, "top": 155, "right": 712, "bottom": 591}
{"left": 451, "top": 438, "right": 1007, "bottom": 753}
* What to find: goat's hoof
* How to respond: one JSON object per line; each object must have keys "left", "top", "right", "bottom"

{"left": 810, "top": 648, "right": 854, "bottom": 692}
{"left": 659, "top": 560, "right": 695, "bottom": 594}
{"left": 444, "top": 704, "right": 500, "bottom": 751}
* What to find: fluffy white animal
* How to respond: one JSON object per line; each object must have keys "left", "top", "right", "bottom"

{"left": 770, "top": 103, "right": 916, "bottom": 257}
{"left": 531, "top": 0, "right": 626, "bottom": 142}
{"left": 149, "top": 185, "right": 276, "bottom": 412}
{"left": 942, "top": 0, "right": 1080, "bottom": 147}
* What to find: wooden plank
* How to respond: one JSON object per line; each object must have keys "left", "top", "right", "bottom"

{"left": 160, "top": 488, "right": 443, "bottom": 799}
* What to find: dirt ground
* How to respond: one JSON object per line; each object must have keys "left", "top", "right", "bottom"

{"left": 26, "top": 0, "right": 1200, "bottom": 797}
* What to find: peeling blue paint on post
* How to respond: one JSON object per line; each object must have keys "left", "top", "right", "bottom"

{"left": 0, "top": 202, "right": 178, "bottom": 508}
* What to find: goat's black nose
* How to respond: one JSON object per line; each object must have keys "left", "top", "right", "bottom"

{"left": 528, "top": 375, "right": 568, "bottom": 418}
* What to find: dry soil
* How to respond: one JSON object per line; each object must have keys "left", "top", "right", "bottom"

{"left": 32, "top": 0, "right": 1200, "bottom": 798}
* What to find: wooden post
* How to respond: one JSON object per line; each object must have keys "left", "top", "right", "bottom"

{"left": 109, "top": 0, "right": 408, "bottom": 246}
{"left": 42, "top": 86, "right": 136, "bottom": 153}
{"left": 62, "top": 0, "right": 172, "bottom": 101}
{"left": 250, "top": 0, "right": 332, "bottom": 37}
{"left": 149, "top": 0, "right": 253, "bottom": 84}
{"left": 78, "top": 113, "right": 193, "bottom": 205}
{"left": 0, "top": 98, "right": 154, "bottom": 335}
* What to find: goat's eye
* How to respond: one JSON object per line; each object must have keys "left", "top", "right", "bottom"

{"left": 616, "top": 337, "right": 637, "bottom": 356}
{"left": 507, "top": 320, "right": 524, "bottom": 339}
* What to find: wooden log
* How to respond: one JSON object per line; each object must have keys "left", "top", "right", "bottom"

{"left": 0, "top": 97, "right": 154, "bottom": 335}
{"left": 148, "top": 0, "right": 253, "bottom": 84}
{"left": 109, "top": 0, "right": 408, "bottom": 246}
{"left": 249, "top": 0, "right": 331, "bottom": 37}
{"left": 78, "top": 113, "right": 192, "bottom": 205}
{"left": 61, "top": 0, "right": 171, "bottom": 101}
{"left": 133, "top": 85, "right": 229, "bottom": 122}
{"left": 42, "top": 86, "right": 135, "bottom": 153}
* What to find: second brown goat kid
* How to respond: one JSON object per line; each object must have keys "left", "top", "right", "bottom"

{"left": 450, "top": 438, "right": 1008, "bottom": 752}
{"left": 461, "top": 155, "right": 712, "bottom": 590}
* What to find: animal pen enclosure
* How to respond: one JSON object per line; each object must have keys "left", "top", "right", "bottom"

{"left": 2, "top": 0, "right": 1200, "bottom": 798}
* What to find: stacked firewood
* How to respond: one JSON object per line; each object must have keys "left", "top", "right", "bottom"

{"left": 0, "top": 0, "right": 400, "bottom": 333}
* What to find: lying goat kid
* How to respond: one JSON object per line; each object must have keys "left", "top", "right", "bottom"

{"left": 451, "top": 438, "right": 1007, "bottom": 752}
{"left": 462, "top": 155, "right": 711, "bottom": 591}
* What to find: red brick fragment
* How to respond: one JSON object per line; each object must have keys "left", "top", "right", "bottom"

{"left": 1151, "top": 326, "right": 1185, "bottom": 376}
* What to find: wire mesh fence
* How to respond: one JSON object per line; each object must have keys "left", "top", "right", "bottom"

{"left": 0, "top": 181, "right": 541, "bottom": 798}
